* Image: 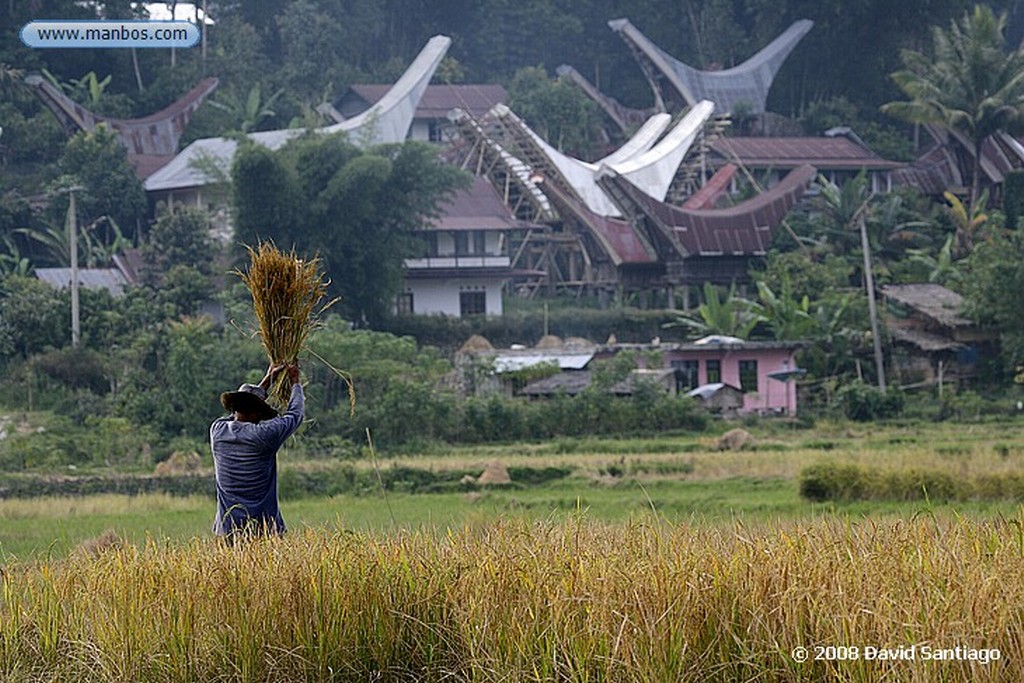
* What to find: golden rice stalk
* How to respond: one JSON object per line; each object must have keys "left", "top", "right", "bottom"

{"left": 235, "top": 241, "right": 334, "bottom": 408}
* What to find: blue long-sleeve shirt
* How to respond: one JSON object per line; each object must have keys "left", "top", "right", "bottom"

{"left": 210, "top": 384, "right": 304, "bottom": 536}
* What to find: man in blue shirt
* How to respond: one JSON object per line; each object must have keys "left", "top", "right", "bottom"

{"left": 211, "top": 362, "right": 303, "bottom": 541}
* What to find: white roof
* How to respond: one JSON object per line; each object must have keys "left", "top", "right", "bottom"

{"left": 146, "top": 35, "right": 450, "bottom": 192}
{"left": 492, "top": 353, "right": 595, "bottom": 373}
{"left": 687, "top": 383, "right": 738, "bottom": 399}
{"left": 36, "top": 268, "right": 128, "bottom": 296}
{"left": 493, "top": 101, "right": 714, "bottom": 217}
{"left": 694, "top": 335, "right": 745, "bottom": 345}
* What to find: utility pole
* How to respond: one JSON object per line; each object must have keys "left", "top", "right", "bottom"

{"left": 68, "top": 189, "right": 80, "bottom": 348}
{"left": 858, "top": 208, "right": 886, "bottom": 392}
{"left": 202, "top": 0, "right": 208, "bottom": 64}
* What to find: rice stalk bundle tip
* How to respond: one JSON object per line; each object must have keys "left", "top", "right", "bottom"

{"left": 235, "top": 241, "right": 336, "bottom": 407}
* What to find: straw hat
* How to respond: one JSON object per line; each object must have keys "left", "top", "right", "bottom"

{"left": 220, "top": 383, "right": 278, "bottom": 420}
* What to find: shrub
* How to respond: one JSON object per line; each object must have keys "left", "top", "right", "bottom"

{"left": 836, "top": 382, "right": 904, "bottom": 421}
{"left": 799, "top": 462, "right": 1024, "bottom": 502}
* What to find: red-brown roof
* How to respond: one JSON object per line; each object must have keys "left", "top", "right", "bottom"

{"left": 713, "top": 136, "right": 902, "bottom": 170}
{"left": 347, "top": 84, "right": 507, "bottom": 119}
{"left": 539, "top": 178, "right": 657, "bottom": 265}
{"left": 429, "top": 176, "right": 531, "bottom": 231}
{"left": 600, "top": 164, "right": 816, "bottom": 257}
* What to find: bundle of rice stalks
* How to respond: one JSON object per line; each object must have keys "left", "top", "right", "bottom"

{"left": 235, "top": 241, "right": 335, "bottom": 408}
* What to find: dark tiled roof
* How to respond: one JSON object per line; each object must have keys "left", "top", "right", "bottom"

{"left": 604, "top": 164, "right": 816, "bottom": 257}
{"left": 713, "top": 136, "right": 902, "bottom": 169}
{"left": 540, "top": 178, "right": 657, "bottom": 265}
{"left": 893, "top": 129, "right": 1024, "bottom": 195}
{"left": 346, "top": 84, "right": 507, "bottom": 119}
{"left": 429, "top": 176, "right": 532, "bottom": 231}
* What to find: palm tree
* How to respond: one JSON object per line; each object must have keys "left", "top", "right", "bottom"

{"left": 882, "top": 5, "right": 1024, "bottom": 211}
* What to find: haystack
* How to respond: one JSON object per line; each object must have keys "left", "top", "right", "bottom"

{"left": 459, "top": 334, "right": 494, "bottom": 353}
{"left": 564, "top": 336, "right": 595, "bottom": 350}
{"left": 73, "top": 529, "right": 122, "bottom": 559}
{"left": 715, "top": 428, "right": 755, "bottom": 451}
{"left": 535, "top": 335, "right": 563, "bottom": 349}
{"left": 154, "top": 451, "right": 202, "bottom": 476}
{"left": 477, "top": 460, "right": 511, "bottom": 485}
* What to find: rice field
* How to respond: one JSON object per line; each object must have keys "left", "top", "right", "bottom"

{"left": 2, "top": 516, "right": 1023, "bottom": 682}
{"left": 2, "top": 419, "right": 1024, "bottom": 681}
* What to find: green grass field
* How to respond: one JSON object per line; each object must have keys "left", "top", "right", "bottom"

{"left": 3, "top": 418, "right": 1024, "bottom": 559}
{"left": 3, "top": 418, "right": 1024, "bottom": 681}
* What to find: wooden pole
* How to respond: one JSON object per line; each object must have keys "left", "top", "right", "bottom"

{"left": 69, "top": 190, "right": 80, "bottom": 349}
{"left": 859, "top": 211, "right": 886, "bottom": 391}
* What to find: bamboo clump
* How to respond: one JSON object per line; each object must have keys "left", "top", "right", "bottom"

{"left": 235, "top": 241, "right": 334, "bottom": 408}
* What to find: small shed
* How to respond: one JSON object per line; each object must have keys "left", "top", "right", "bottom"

{"left": 687, "top": 383, "right": 744, "bottom": 415}
{"left": 881, "top": 283, "right": 993, "bottom": 387}
{"left": 520, "top": 371, "right": 593, "bottom": 398}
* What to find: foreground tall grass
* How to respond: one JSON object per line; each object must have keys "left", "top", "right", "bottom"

{"left": 2, "top": 516, "right": 1023, "bottom": 682}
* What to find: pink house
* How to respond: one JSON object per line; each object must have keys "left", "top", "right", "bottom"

{"left": 658, "top": 337, "right": 806, "bottom": 415}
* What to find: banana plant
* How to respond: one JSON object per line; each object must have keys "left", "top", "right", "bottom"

{"left": 753, "top": 278, "right": 816, "bottom": 341}
{"left": 42, "top": 69, "right": 112, "bottom": 106}
{"left": 943, "top": 190, "right": 988, "bottom": 258}
{"left": 210, "top": 85, "right": 284, "bottom": 133}
{"left": 668, "top": 282, "right": 764, "bottom": 339}
{"left": 15, "top": 215, "right": 129, "bottom": 268}
{"left": 0, "top": 235, "right": 32, "bottom": 277}
{"left": 906, "top": 234, "right": 961, "bottom": 286}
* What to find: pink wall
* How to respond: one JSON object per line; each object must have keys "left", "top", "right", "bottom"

{"left": 665, "top": 347, "right": 801, "bottom": 415}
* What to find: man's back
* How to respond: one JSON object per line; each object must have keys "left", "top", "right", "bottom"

{"left": 211, "top": 382, "right": 304, "bottom": 536}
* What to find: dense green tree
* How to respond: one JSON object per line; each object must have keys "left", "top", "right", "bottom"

{"left": 963, "top": 229, "right": 1024, "bottom": 372}
{"left": 882, "top": 5, "right": 1024, "bottom": 210}
{"left": 232, "top": 134, "right": 468, "bottom": 324}
{"left": 231, "top": 141, "right": 303, "bottom": 251}
{"left": 0, "top": 275, "right": 67, "bottom": 360}
{"left": 112, "top": 315, "right": 263, "bottom": 438}
{"left": 145, "top": 204, "right": 217, "bottom": 275}
{"left": 56, "top": 126, "right": 147, "bottom": 234}
{"left": 508, "top": 66, "right": 602, "bottom": 157}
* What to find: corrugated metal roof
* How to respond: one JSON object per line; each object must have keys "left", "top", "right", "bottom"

{"left": 713, "top": 137, "right": 902, "bottom": 169}
{"left": 146, "top": 36, "right": 451, "bottom": 191}
{"left": 144, "top": 136, "right": 239, "bottom": 192}
{"left": 492, "top": 352, "right": 595, "bottom": 373}
{"left": 687, "top": 382, "right": 742, "bottom": 399}
{"left": 36, "top": 268, "right": 128, "bottom": 296}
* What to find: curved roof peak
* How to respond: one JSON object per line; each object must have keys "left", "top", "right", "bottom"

{"left": 609, "top": 18, "right": 813, "bottom": 115}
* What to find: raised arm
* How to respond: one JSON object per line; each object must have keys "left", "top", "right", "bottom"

{"left": 254, "top": 362, "right": 304, "bottom": 448}
{"left": 258, "top": 362, "right": 286, "bottom": 391}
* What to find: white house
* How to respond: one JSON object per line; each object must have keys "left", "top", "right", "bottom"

{"left": 400, "top": 176, "right": 539, "bottom": 317}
